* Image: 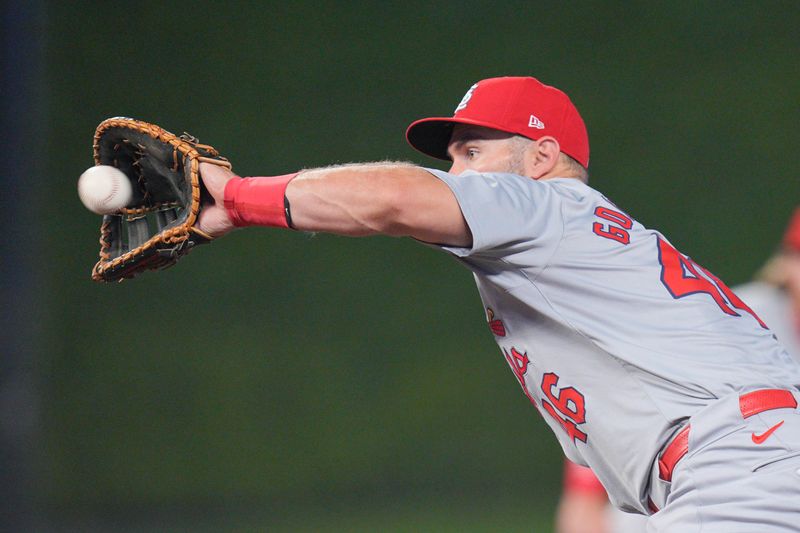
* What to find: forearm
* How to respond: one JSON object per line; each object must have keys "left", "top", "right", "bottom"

{"left": 286, "top": 162, "right": 428, "bottom": 236}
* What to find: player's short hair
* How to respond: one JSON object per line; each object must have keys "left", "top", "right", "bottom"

{"left": 560, "top": 153, "right": 589, "bottom": 183}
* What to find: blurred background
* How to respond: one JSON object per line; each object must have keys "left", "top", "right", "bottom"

{"left": 2, "top": 1, "right": 799, "bottom": 531}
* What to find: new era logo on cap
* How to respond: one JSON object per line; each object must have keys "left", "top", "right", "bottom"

{"left": 406, "top": 76, "right": 589, "bottom": 168}
{"left": 528, "top": 115, "right": 545, "bottom": 129}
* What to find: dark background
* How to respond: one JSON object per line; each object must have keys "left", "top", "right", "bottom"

{"left": 3, "top": 1, "right": 799, "bottom": 531}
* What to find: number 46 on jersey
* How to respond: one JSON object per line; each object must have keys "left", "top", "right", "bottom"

{"left": 592, "top": 206, "right": 766, "bottom": 328}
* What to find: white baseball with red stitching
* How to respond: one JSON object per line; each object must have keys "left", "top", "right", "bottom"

{"left": 78, "top": 165, "right": 133, "bottom": 215}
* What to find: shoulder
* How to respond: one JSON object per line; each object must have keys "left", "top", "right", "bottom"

{"left": 542, "top": 176, "right": 598, "bottom": 201}
{"left": 426, "top": 169, "right": 590, "bottom": 199}
{"left": 425, "top": 168, "right": 533, "bottom": 186}
{"left": 423, "top": 170, "right": 576, "bottom": 257}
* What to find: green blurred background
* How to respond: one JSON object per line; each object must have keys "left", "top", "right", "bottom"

{"left": 3, "top": 1, "right": 800, "bottom": 531}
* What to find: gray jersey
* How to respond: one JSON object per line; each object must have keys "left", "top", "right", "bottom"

{"left": 427, "top": 168, "right": 800, "bottom": 513}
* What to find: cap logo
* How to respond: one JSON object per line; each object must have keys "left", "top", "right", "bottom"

{"left": 455, "top": 83, "right": 478, "bottom": 113}
{"left": 528, "top": 115, "right": 545, "bottom": 129}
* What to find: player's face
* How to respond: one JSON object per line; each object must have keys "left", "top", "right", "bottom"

{"left": 447, "top": 124, "right": 530, "bottom": 176}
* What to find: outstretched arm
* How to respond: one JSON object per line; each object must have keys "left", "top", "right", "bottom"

{"left": 197, "top": 162, "right": 471, "bottom": 247}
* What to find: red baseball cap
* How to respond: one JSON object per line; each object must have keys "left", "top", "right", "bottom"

{"left": 783, "top": 208, "right": 800, "bottom": 252}
{"left": 406, "top": 76, "right": 589, "bottom": 168}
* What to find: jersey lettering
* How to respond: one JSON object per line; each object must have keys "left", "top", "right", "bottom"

{"left": 487, "top": 307, "right": 506, "bottom": 336}
{"left": 503, "top": 347, "right": 536, "bottom": 404}
{"left": 657, "top": 237, "right": 767, "bottom": 328}
{"left": 540, "top": 373, "right": 588, "bottom": 443}
{"left": 592, "top": 206, "right": 632, "bottom": 245}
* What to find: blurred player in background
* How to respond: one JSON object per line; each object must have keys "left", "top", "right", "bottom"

{"left": 555, "top": 207, "right": 800, "bottom": 533}
{"left": 736, "top": 208, "right": 800, "bottom": 358}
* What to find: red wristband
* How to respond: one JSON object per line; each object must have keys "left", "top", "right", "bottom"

{"left": 223, "top": 173, "right": 299, "bottom": 229}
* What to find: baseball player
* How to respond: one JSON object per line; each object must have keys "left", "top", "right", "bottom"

{"left": 197, "top": 76, "right": 800, "bottom": 531}
{"left": 556, "top": 208, "right": 800, "bottom": 533}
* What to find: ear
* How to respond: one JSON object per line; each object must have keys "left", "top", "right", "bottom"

{"left": 525, "top": 136, "right": 561, "bottom": 179}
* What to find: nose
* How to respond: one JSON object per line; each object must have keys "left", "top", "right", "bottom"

{"left": 448, "top": 161, "right": 463, "bottom": 175}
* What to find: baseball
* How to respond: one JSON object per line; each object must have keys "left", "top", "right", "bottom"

{"left": 77, "top": 165, "right": 133, "bottom": 214}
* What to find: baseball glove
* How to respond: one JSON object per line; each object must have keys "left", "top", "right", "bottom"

{"left": 90, "top": 117, "right": 231, "bottom": 282}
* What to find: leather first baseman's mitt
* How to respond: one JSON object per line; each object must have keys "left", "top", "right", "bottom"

{"left": 90, "top": 117, "right": 231, "bottom": 282}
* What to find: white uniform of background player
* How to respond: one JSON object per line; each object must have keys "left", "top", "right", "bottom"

{"left": 736, "top": 212, "right": 800, "bottom": 359}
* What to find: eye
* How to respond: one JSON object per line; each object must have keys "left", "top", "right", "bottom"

{"left": 467, "top": 148, "right": 478, "bottom": 159}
